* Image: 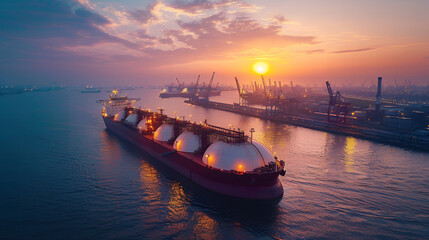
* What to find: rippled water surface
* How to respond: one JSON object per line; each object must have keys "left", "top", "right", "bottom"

{"left": 1, "top": 88, "right": 428, "bottom": 239}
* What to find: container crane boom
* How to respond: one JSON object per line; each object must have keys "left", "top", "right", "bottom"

{"left": 195, "top": 75, "right": 200, "bottom": 88}
{"left": 193, "top": 75, "right": 200, "bottom": 96}
{"left": 205, "top": 72, "right": 215, "bottom": 100}
{"left": 326, "top": 81, "right": 334, "bottom": 102}
{"left": 176, "top": 78, "right": 182, "bottom": 88}
{"left": 235, "top": 77, "right": 242, "bottom": 96}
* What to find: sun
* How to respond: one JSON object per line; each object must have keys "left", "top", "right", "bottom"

{"left": 252, "top": 61, "right": 269, "bottom": 75}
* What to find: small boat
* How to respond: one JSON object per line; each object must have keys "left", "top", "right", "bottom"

{"left": 81, "top": 86, "right": 101, "bottom": 93}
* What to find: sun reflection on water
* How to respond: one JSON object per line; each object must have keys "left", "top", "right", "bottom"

{"left": 193, "top": 211, "right": 218, "bottom": 239}
{"left": 344, "top": 137, "right": 357, "bottom": 173}
{"left": 139, "top": 161, "right": 162, "bottom": 202}
{"left": 167, "top": 182, "right": 189, "bottom": 221}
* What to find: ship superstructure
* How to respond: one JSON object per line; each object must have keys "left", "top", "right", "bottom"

{"left": 97, "top": 90, "right": 140, "bottom": 117}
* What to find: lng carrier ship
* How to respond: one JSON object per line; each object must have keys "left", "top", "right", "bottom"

{"left": 98, "top": 90, "right": 286, "bottom": 200}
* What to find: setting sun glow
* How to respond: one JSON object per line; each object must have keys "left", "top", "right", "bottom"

{"left": 253, "top": 61, "right": 269, "bottom": 75}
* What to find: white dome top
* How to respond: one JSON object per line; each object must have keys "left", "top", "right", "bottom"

{"left": 251, "top": 140, "right": 276, "bottom": 163}
{"left": 202, "top": 140, "right": 274, "bottom": 172}
{"left": 124, "top": 114, "right": 138, "bottom": 126}
{"left": 114, "top": 109, "right": 126, "bottom": 121}
{"left": 137, "top": 118, "right": 147, "bottom": 131}
{"left": 154, "top": 124, "right": 174, "bottom": 141}
{"left": 173, "top": 131, "right": 201, "bottom": 153}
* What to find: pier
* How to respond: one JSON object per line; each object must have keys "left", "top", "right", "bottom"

{"left": 185, "top": 99, "right": 429, "bottom": 151}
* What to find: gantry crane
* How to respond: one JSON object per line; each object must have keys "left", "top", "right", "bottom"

{"left": 235, "top": 77, "right": 250, "bottom": 106}
{"left": 176, "top": 78, "right": 184, "bottom": 89}
{"left": 190, "top": 75, "right": 200, "bottom": 101}
{"left": 204, "top": 72, "right": 215, "bottom": 100}
{"left": 326, "top": 81, "right": 351, "bottom": 123}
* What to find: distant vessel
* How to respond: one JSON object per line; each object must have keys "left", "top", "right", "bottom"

{"left": 98, "top": 91, "right": 286, "bottom": 200}
{"left": 0, "top": 86, "right": 24, "bottom": 95}
{"left": 160, "top": 74, "right": 221, "bottom": 98}
{"left": 81, "top": 86, "right": 101, "bottom": 93}
{"left": 97, "top": 90, "right": 140, "bottom": 116}
{"left": 159, "top": 86, "right": 221, "bottom": 98}
{"left": 120, "top": 86, "right": 136, "bottom": 91}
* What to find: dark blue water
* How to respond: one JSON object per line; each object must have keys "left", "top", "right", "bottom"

{"left": 1, "top": 88, "right": 428, "bottom": 239}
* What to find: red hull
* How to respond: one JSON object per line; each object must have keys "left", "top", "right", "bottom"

{"left": 103, "top": 117, "right": 284, "bottom": 200}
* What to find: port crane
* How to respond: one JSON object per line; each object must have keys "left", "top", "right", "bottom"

{"left": 261, "top": 75, "right": 269, "bottom": 99}
{"left": 260, "top": 76, "right": 292, "bottom": 117}
{"left": 326, "top": 81, "right": 351, "bottom": 123}
{"left": 235, "top": 77, "right": 250, "bottom": 106}
{"left": 204, "top": 72, "right": 216, "bottom": 100}
{"left": 190, "top": 75, "right": 200, "bottom": 100}
{"left": 176, "top": 78, "right": 184, "bottom": 89}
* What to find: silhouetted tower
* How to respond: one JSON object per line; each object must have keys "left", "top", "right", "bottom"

{"left": 376, "top": 77, "right": 382, "bottom": 112}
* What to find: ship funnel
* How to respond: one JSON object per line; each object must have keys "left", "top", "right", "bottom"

{"left": 376, "top": 77, "right": 382, "bottom": 111}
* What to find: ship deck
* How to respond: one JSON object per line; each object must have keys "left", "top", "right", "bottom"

{"left": 144, "top": 135, "right": 206, "bottom": 166}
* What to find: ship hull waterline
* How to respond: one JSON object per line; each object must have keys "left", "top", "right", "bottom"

{"left": 103, "top": 117, "right": 284, "bottom": 200}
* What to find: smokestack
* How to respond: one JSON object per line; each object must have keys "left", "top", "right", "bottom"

{"left": 376, "top": 77, "right": 382, "bottom": 111}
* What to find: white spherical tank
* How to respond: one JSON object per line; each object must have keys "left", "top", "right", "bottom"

{"left": 202, "top": 141, "right": 272, "bottom": 172}
{"left": 114, "top": 110, "right": 126, "bottom": 121}
{"left": 251, "top": 140, "right": 276, "bottom": 163}
{"left": 137, "top": 118, "right": 147, "bottom": 132}
{"left": 173, "top": 131, "right": 201, "bottom": 153}
{"left": 124, "top": 114, "right": 138, "bottom": 126}
{"left": 154, "top": 124, "right": 174, "bottom": 141}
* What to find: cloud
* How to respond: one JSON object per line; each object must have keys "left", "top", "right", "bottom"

{"left": 140, "top": 12, "right": 315, "bottom": 64}
{"left": 273, "top": 15, "right": 287, "bottom": 23}
{"left": 169, "top": 0, "right": 252, "bottom": 14}
{"left": 332, "top": 48, "right": 377, "bottom": 54}
{"left": 424, "top": 56, "right": 429, "bottom": 59}
{"left": 129, "top": 3, "right": 159, "bottom": 24}
{"left": 306, "top": 49, "right": 325, "bottom": 54}
{"left": 83, "top": 0, "right": 315, "bottom": 65}
{"left": 0, "top": 0, "right": 135, "bottom": 62}
{"left": 0, "top": 0, "right": 317, "bottom": 85}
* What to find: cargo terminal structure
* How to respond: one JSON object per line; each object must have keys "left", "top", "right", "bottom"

{"left": 186, "top": 77, "right": 429, "bottom": 151}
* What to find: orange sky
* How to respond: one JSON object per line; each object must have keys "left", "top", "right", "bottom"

{"left": 2, "top": 0, "right": 428, "bottom": 86}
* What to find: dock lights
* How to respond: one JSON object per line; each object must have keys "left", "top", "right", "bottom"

{"left": 237, "top": 164, "right": 245, "bottom": 172}
{"left": 206, "top": 154, "right": 214, "bottom": 167}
